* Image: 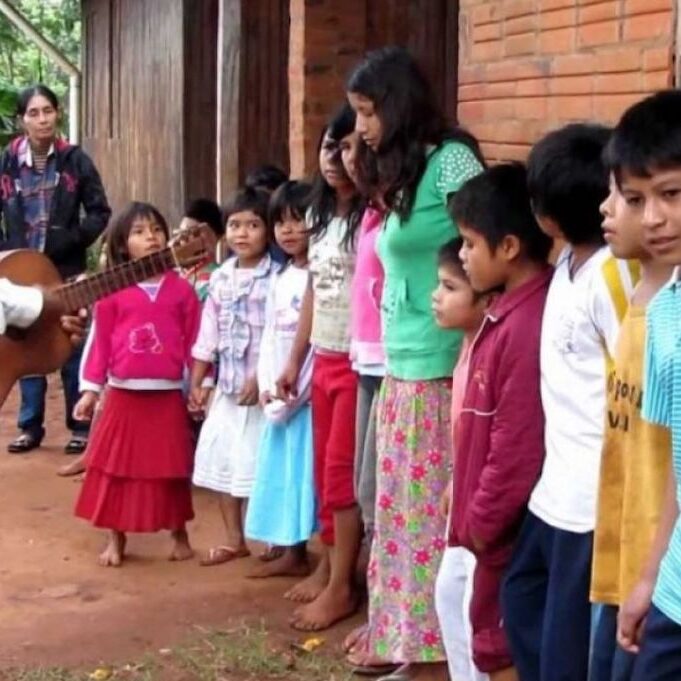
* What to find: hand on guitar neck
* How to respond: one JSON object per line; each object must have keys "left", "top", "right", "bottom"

{"left": 41, "top": 290, "right": 88, "bottom": 345}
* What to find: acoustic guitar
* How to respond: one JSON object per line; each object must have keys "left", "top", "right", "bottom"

{"left": 0, "top": 224, "right": 211, "bottom": 409}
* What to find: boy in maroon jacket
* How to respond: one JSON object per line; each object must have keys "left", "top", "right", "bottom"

{"left": 447, "top": 163, "right": 552, "bottom": 680}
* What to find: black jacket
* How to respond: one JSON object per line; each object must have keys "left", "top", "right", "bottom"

{"left": 0, "top": 136, "right": 111, "bottom": 278}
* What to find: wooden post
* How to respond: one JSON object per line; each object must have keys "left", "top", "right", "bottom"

{"left": 216, "top": 0, "right": 242, "bottom": 203}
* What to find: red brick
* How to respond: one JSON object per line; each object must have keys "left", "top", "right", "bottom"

{"left": 540, "top": 0, "right": 577, "bottom": 8}
{"left": 539, "top": 27, "right": 576, "bottom": 54}
{"left": 473, "top": 21, "right": 502, "bottom": 42}
{"left": 539, "top": 8, "right": 576, "bottom": 30}
{"left": 515, "top": 97, "right": 549, "bottom": 120}
{"left": 458, "top": 83, "right": 488, "bottom": 101}
{"left": 516, "top": 78, "right": 550, "bottom": 96}
{"left": 578, "top": 20, "right": 620, "bottom": 47}
{"left": 459, "top": 101, "right": 485, "bottom": 122}
{"left": 549, "top": 74, "right": 594, "bottom": 95}
{"left": 497, "top": 143, "right": 531, "bottom": 162}
{"left": 483, "top": 98, "right": 516, "bottom": 119}
{"left": 644, "top": 70, "right": 672, "bottom": 91}
{"left": 623, "top": 12, "right": 672, "bottom": 41}
{"left": 471, "top": 40, "right": 504, "bottom": 62}
{"left": 592, "top": 93, "right": 645, "bottom": 122}
{"left": 644, "top": 47, "right": 671, "bottom": 72}
{"left": 503, "top": 0, "right": 535, "bottom": 20}
{"left": 459, "top": 64, "right": 486, "bottom": 85}
{"left": 486, "top": 58, "right": 550, "bottom": 82}
{"left": 485, "top": 81, "right": 518, "bottom": 98}
{"left": 597, "top": 49, "right": 641, "bottom": 73}
{"left": 505, "top": 33, "right": 538, "bottom": 57}
{"left": 548, "top": 95, "right": 593, "bottom": 120}
{"left": 471, "top": 2, "right": 503, "bottom": 25}
{"left": 506, "top": 14, "right": 537, "bottom": 36}
{"left": 579, "top": 1, "right": 619, "bottom": 25}
{"left": 595, "top": 72, "right": 642, "bottom": 94}
{"left": 624, "top": 0, "right": 673, "bottom": 16}
{"left": 551, "top": 53, "right": 598, "bottom": 75}
{"left": 494, "top": 120, "right": 540, "bottom": 145}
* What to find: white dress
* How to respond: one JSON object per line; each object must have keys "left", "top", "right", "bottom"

{"left": 192, "top": 260, "right": 272, "bottom": 498}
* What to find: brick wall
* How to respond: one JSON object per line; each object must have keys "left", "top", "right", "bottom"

{"left": 458, "top": 0, "right": 676, "bottom": 162}
{"left": 288, "top": 0, "right": 367, "bottom": 177}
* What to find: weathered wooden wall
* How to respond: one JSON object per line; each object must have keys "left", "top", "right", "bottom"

{"left": 83, "top": 0, "right": 218, "bottom": 227}
{"left": 217, "top": 0, "right": 290, "bottom": 201}
{"left": 183, "top": 0, "right": 219, "bottom": 205}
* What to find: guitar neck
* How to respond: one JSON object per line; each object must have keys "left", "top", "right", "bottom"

{"left": 56, "top": 248, "right": 177, "bottom": 311}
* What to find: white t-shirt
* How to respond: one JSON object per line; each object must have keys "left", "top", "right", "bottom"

{"left": 529, "top": 246, "right": 638, "bottom": 533}
{"left": 0, "top": 278, "right": 43, "bottom": 334}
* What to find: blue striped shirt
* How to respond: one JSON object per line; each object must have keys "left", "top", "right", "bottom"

{"left": 643, "top": 272, "right": 681, "bottom": 624}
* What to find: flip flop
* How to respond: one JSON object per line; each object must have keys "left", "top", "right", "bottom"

{"left": 350, "top": 663, "right": 401, "bottom": 677}
{"left": 199, "top": 546, "right": 250, "bottom": 566}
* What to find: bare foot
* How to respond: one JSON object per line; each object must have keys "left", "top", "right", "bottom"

{"left": 284, "top": 552, "right": 330, "bottom": 602}
{"left": 247, "top": 550, "right": 310, "bottom": 579}
{"left": 98, "top": 532, "right": 126, "bottom": 567}
{"left": 343, "top": 622, "right": 368, "bottom": 653}
{"left": 259, "top": 545, "right": 285, "bottom": 562}
{"left": 289, "top": 584, "right": 359, "bottom": 631}
{"left": 169, "top": 529, "right": 194, "bottom": 561}
{"left": 57, "top": 458, "right": 86, "bottom": 477}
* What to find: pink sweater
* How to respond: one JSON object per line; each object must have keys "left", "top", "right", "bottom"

{"left": 350, "top": 207, "right": 386, "bottom": 369}
{"left": 80, "top": 272, "right": 201, "bottom": 392}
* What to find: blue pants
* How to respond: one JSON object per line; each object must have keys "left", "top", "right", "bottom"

{"left": 501, "top": 511, "right": 593, "bottom": 681}
{"left": 17, "top": 344, "right": 88, "bottom": 439}
{"left": 590, "top": 605, "right": 637, "bottom": 681}
{"left": 632, "top": 605, "right": 681, "bottom": 681}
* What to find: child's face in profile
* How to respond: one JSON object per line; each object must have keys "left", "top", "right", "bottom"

{"left": 459, "top": 224, "right": 507, "bottom": 293}
{"left": 274, "top": 210, "right": 308, "bottom": 261}
{"left": 431, "top": 262, "right": 485, "bottom": 332}
{"left": 600, "top": 174, "right": 647, "bottom": 260}
{"left": 226, "top": 209, "right": 268, "bottom": 266}
{"left": 619, "top": 167, "right": 681, "bottom": 265}
{"left": 126, "top": 217, "right": 167, "bottom": 260}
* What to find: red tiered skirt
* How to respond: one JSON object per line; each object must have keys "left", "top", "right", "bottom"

{"left": 75, "top": 388, "right": 194, "bottom": 532}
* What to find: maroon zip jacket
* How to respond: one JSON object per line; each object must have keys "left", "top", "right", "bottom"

{"left": 449, "top": 267, "right": 552, "bottom": 567}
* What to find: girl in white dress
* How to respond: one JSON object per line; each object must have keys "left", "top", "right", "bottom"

{"left": 189, "top": 187, "right": 275, "bottom": 566}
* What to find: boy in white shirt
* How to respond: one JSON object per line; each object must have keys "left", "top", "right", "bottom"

{"left": 500, "top": 124, "right": 638, "bottom": 681}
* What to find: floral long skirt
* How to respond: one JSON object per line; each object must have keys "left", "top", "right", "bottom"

{"left": 368, "top": 375, "right": 453, "bottom": 663}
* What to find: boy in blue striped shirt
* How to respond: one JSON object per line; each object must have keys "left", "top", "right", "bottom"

{"left": 607, "top": 90, "right": 681, "bottom": 681}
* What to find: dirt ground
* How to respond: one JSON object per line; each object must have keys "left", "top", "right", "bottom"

{"left": 0, "top": 379, "right": 360, "bottom": 673}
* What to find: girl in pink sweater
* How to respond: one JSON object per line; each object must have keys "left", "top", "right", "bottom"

{"left": 74, "top": 202, "right": 201, "bottom": 567}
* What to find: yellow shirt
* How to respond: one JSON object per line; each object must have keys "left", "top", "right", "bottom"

{"left": 591, "top": 305, "right": 672, "bottom": 605}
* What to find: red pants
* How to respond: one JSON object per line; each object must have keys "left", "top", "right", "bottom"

{"left": 312, "top": 352, "right": 358, "bottom": 545}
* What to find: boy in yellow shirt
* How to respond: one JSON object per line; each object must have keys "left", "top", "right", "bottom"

{"left": 589, "top": 169, "right": 673, "bottom": 681}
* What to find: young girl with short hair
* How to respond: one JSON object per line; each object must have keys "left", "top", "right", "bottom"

{"left": 190, "top": 187, "right": 275, "bottom": 566}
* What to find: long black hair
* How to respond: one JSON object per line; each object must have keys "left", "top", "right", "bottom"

{"left": 347, "top": 46, "right": 484, "bottom": 220}
{"left": 308, "top": 103, "right": 364, "bottom": 249}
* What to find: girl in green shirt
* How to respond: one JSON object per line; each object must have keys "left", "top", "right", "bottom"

{"left": 346, "top": 47, "right": 484, "bottom": 681}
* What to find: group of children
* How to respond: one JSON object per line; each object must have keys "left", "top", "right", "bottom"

{"left": 66, "top": 44, "right": 681, "bottom": 681}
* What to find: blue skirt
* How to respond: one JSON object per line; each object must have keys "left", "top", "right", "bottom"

{"left": 245, "top": 405, "right": 317, "bottom": 546}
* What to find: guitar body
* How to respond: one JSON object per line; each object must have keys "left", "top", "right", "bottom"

{"left": 0, "top": 250, "right": 73, "bottom": 408}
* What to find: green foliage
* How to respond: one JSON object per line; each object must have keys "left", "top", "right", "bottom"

{"left": 0, "top": 0, "right": 80, "bottom": 144}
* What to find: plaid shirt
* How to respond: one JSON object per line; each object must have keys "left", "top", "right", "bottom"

{"left": 192, "top": 254, "right": 274, "bottom": 395}
{"left": 16, "top": 138, "right": 59, "bottom": 252}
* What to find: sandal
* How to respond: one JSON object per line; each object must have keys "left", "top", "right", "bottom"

{"left": 7, "top": 432, "right": 42, "bottom": 454}
{"left": 199, "top": 545, "right": 250, "bottom": 566}
{"left": 64, "top": 436, "right": 88, "bottom": 455}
